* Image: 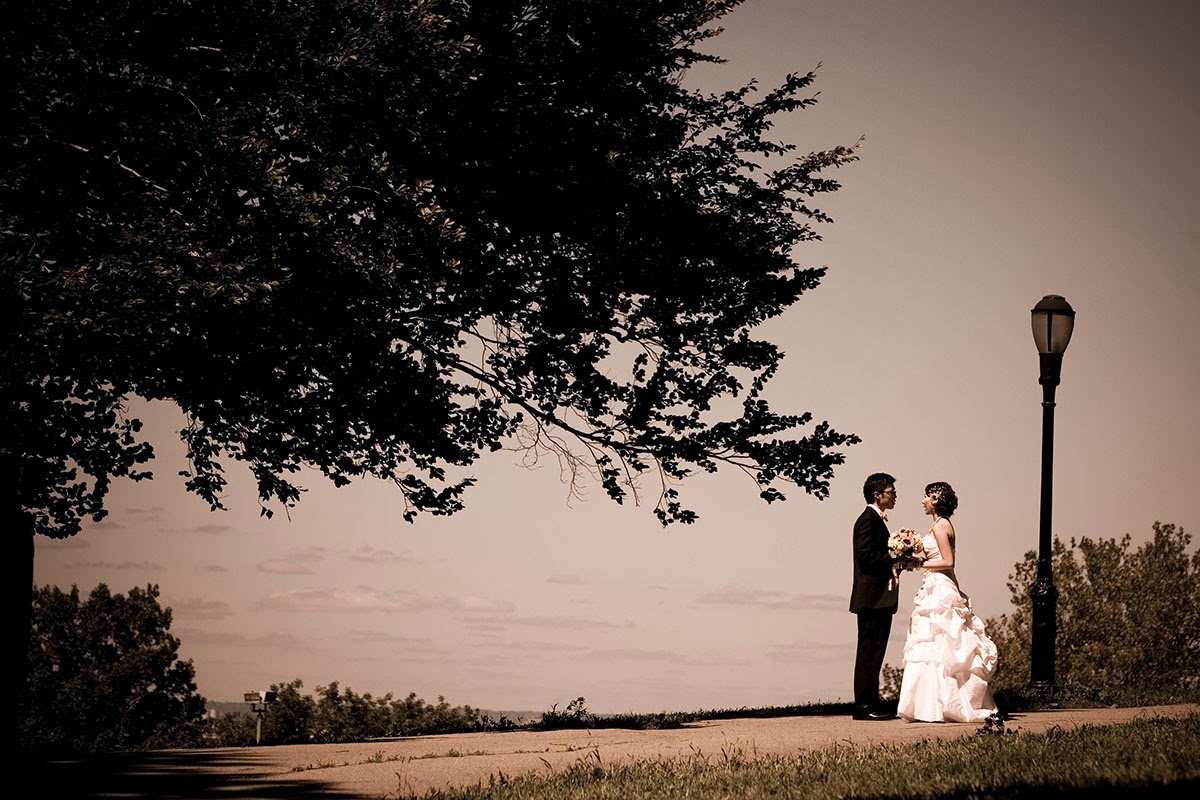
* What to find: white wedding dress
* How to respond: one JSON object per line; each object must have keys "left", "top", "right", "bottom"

{"left": 897, "top": 529, "right": 998, "bottom": 722}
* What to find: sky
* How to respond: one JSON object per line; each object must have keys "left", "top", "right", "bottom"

{"left": 34, "top": 0, "right": 1200, "bottom": 716}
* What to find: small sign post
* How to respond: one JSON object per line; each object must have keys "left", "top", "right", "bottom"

{"left": 243, "top": 690, "right": 277, "bottom": 744}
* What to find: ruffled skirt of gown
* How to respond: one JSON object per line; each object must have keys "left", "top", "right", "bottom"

{"left": 897, "top": 570, "right": 997, "bottom": 722}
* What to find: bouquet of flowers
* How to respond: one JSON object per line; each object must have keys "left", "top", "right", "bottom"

{"left": 887, "top": 528, "right": 926, "bottom": 589}
{"left": 888, "top": 528, "right": 925, "bottom": 564}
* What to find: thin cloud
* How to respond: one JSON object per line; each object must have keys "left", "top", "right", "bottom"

{"left": 258, "top": 560, "right": 315, "bottom": 575}
{"left": 458, "top": 614, "right": 633, "bottom": 631}
{"left": 167, "top": 597, "right": 235, "bottom": 620}
{"left": 471, "top": 638, "right": 591, "bottom": 655}
{"left": 451, "top": 595, "right": 515, "bottom": 612}
{"left": 583, "top": 647, "right": 701, "bottom": 664}
{"left": 257, "top": 589, "right": 435, "bottom": 612}
{"left": 257, "top": 547, "right": 328, "bottom": 574}
{"left": 767, "top": 640, "right": 852, "bottom": 664}
{"left": 65, "top": 560, "right": 165, "bottom": 571}
{"left": 547, "top": 573, "right": 589, "bottom": 585}
{"left": 175, "top": 627, "right": 313, "bottom": 651}
{"left": 346, "top": 628, "right": 436, "bottom": 646}
{"left": 38, "top": 537, "right": 90, "bottom": 550}
{"left": 372, "top": 651, "right": 512, "bottom": 668}
{"left": 695, "top": 587, "right": 844, "bottom": 611}
{"left": 193, "top": 523, "right": 232, "bottom": 534}
{"left": 125, "top": 506, "right": 170, "bottom": 517}
{"left": 83, "top": 519, "right": 128, "bottom": 531}
{"left": 284, "top": 548, "right": 327, "bottom": 562}
{"left": 346, "top": 545, "right": 412, "bottom": 563}
{"left": 253, "top": 588, "right": 512, "bottom": 614}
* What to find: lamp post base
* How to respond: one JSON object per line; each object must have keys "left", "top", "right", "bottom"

{"left": 1026, "top": 680, "right": 1059, "bottom": 708}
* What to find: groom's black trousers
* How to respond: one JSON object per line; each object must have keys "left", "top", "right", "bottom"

{"left": 854, "top": 608, "right": 894, "bottom": 707}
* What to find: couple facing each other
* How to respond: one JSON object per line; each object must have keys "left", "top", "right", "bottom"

{"left": 850, "top": 472, "right": 998, "bottom": 722}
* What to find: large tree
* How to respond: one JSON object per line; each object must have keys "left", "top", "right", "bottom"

{"left": 3, "top": 0, "right": 861, "bottom": 743}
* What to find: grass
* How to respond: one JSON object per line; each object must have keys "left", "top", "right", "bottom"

{"left": 291, "top": 759, "right": 349, "bottom": 772}
{"left": 590, "top": 700, "right": 859, "bottom": 730}
{"left": 529, "top": 698, "right": 861, "bottom": 732}
{"left": 529, "top": 687, "right": 1200, "bottom": 733}
{"left": 294, "top": 748, "right": 493, "bottom": 772}
{"left": 395, "top": 712, "right": 1200, "bottom": 799}
{"left": 416, "top": 749, "right": 490, "bottom": 760}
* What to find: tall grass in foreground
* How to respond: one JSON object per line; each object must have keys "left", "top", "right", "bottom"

{"left": 403, "top": 713, "right": 1199, "bottom": 799}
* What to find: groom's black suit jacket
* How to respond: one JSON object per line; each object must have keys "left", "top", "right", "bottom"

{"left": 849, "top": 506, "right": 899, "bottom": 613}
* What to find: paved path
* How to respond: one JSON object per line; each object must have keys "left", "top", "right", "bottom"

{"left": 39, "top": 704, "right": 1198, "bottom": 799}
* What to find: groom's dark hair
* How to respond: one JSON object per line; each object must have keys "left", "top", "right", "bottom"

{"left": 862, "top": 472, "right": 896, "bottom": 504}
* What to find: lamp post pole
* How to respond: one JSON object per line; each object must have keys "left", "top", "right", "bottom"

{"left": 1029, "top": 295, "right": 1075, "bottom": 693}
{"left": 1030, "top": 354, "right": 1060, "bottom": 691}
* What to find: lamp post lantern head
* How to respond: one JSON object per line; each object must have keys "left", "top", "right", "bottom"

{"left": 1031, "top": 295, "right": 1075, "bottom": 386}
{"left": 1031, "top": 295, "right": 1075, "bottom": 356}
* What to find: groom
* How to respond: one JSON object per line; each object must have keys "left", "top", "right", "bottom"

{"left": 849, "top": 471, "right": 900, "bottom": 721}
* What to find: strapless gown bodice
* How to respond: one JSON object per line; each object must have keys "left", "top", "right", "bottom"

{"left": 919, "top": 532, "right": 954, "bottom": 579}
{"left": 921, "top": 532, "right": 939, "bottom": 559}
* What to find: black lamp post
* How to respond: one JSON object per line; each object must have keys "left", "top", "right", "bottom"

{"left": 1029, "top": 294, "right": 1075, "bottom": 692}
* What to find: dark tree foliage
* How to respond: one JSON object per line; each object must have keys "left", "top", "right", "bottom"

{"left": 250, "top": 678, "right": 484, "bottom": 744}
{"left": 22, "top": 583, "right": 207, "bottom": 753}
{"left": 3, "top": 0, "right": 861, "bottom": 741}
{"left": 986, "top": 522, "right": 1200, "bottom": 697}
{"left": 258, "top": 678, "right": 317, "bottom": 746}
{"left": 310, "top": 681, "right": 396, "bottom": 743}
{"left": 203, "top": 710, "right": 258, "bottom": 747}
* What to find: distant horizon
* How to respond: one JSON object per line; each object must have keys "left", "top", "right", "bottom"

{"left": 199, "top": 697, "right": 546, "bottom": 720}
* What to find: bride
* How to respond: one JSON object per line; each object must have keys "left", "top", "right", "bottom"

{"left": 897, "top": 481, "right": 998, "bottom": 722}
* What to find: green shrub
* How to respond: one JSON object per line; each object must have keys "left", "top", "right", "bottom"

{"left": 986, "top": 521, "right": 1199, "bottom": 699}
{"left": 22, "top": 584, "right": 206, "bottom": 753}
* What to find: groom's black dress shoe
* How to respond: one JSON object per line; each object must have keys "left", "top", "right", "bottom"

{"left": 851, "top": 704, "right": 896, "bottom": 721}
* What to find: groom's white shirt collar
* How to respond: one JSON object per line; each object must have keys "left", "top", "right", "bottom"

{"left": 870, "top": 503, "right": 888, "bottom": 521}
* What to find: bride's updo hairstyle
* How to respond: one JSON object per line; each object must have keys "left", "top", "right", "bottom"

{"left": 924, "top": 482, "right": 959, "bottom": 517}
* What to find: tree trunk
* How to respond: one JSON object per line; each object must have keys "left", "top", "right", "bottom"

{"left": 1, "top": 451, "right": 34, "bottom": 752}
